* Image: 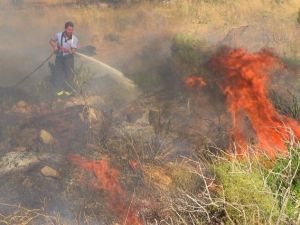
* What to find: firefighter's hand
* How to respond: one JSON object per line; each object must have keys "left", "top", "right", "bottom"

{"left": 61, "top": 47, "right": 70, "bottom": 53}
{"left": 53, "top": 46, "right": 59, "bottom": 53}
{"left": 70, "top": 48, "right": 76, "bottom": 54}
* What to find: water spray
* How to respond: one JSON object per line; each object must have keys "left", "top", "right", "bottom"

{"left": 75, "top": 52, "right": 136, "bottom": 89}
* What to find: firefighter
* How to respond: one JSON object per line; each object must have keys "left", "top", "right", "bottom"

{"left": 49, "top": 21, "right": 78, "bottom": 96}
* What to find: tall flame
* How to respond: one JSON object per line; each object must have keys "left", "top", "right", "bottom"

{"left": 70, "top": 154, "right": 142, "bottom": 225}
{"left": 209, "top": 48, "right": 300, "bottom": 157}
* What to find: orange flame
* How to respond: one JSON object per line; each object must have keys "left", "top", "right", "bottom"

{"left": 210, "top": 48, "right": 300, "bottom": 157}
{"left": 70, "top": 154, "right": 142, "bottom": 225}
{"left": 184, "top": 76, "right": 206, "bottom": 88}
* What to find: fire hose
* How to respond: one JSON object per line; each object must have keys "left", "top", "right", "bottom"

{"left": 11, "top": 52, "right": 55, "bottom": 88}
{"left": 10, "top": 49, "right": 135, "bottom": 89}
{"left": 10, "top": 45, "right": 97, "bottom": 88}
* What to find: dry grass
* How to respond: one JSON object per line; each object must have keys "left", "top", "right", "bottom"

{"left": 1, "top": 0, "right": 300, "bottom": 57}
{"left": 0, "top": 202, "right": 63, "bottom": 225}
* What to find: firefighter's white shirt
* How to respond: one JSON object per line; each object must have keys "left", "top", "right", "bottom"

{"left": 51, "top": 32, "right": 78, "bottom": 56}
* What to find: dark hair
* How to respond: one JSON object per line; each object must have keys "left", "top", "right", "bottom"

{"left": 65, "top": 21, "right": 74, "bottom": 29}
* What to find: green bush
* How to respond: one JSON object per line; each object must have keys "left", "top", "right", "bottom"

{"left": 215, "top": 161, "right": 279, "bottom": 224}
{"left": 267, "top": 144, "right": 300, "bottom": 221}
{"left": 171, "top": 34, "right": 210, "bottom": 78}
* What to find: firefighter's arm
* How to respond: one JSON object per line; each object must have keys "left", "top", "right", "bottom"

{"left": 49, "top": 39, "right": 58, "bottom": 52}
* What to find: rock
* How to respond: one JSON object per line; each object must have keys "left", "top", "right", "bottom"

{"left": 40, "top": 129, "right": 54, "bottom": 144}
{"left": 41, "top": 166, "right": 59, "bottom": 178}
{"left": 11, "top": 100, "right": 34, "bottom": 114}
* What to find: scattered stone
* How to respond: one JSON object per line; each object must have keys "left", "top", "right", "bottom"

{"left": 40, "top": 129, "right": 54, "bottom": 144}
{"left": 41, "top": 166, "right": 59, "bottom": 178}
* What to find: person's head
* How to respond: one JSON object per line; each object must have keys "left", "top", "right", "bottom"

{"left": 64, "top": 21, "right": 74, "bottom": 37}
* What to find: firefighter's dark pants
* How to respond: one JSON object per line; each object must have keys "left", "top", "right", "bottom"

{"left": 52, "top": 54, "right": 74, "bottom": 92}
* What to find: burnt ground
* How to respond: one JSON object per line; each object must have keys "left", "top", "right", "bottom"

{"left": 0, "top": 83, "right": 229, "bottom": 225}
{"left": 0, "top": 87, "right": 122, "bottom": 224}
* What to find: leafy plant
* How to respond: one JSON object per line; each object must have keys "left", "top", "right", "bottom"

{"left": 171, "top": 34, "right": 208, "bottom": 68}
{"left": 267, "top": 143, "right": 300, "bottom": 222}
{"left": 215, "top": 161, "right": 279, "bottom": 224}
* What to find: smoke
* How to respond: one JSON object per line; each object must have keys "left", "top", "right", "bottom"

{"left": 0, "top": 7, "right": 55, "bottom": 87}
{"left": 0, "top": 3, "right": 174, "bottom": 97}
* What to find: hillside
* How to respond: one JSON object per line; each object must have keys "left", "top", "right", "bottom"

{"left": 1, "top": 1, "right": 300, "bottom": 224}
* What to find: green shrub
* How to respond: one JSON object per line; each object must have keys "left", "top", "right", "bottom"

{"left": 267, "top": 144, "right": 300, "bottom": 221}
{"left": 215, "top": 161, "right": 279, "bottom": 224}
{"left": 171, "top": 34, "right": 210, "bottom": 77}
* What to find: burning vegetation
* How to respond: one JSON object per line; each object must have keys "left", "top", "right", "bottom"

{"left": 70, "top": 154, "right": 142, "bottom": 225}
{"left": 210, "top": 49, "right": 300, "bottom": 157}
